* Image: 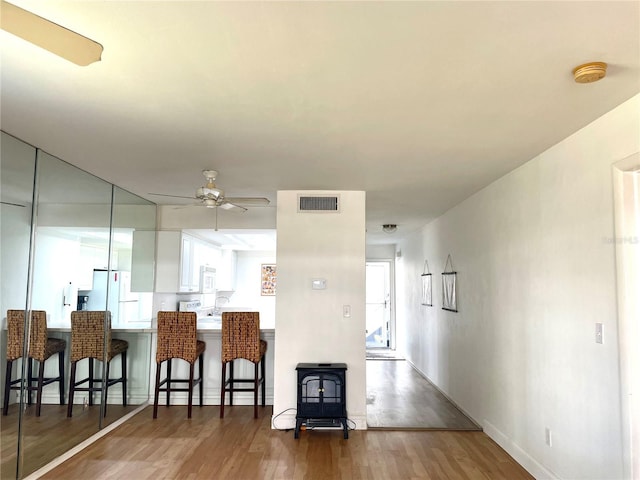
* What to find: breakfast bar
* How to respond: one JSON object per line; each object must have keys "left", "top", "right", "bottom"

{"left": 42, "top": 321, "right": 275, "bottom": 407}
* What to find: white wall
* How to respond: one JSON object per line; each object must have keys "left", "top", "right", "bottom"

{"left": 226, "top": 250, "right": 276, "bottom": 328}
{"left": 31, "top": 231, "right": 83, "bottom": 325}
{"left": 273, "top": 191, "right": 367, "bottom": 429}
{"left": 396, "top": 94, "right": 639, "bottom": 479}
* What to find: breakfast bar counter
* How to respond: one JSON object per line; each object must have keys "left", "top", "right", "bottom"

{"left": 44, "top": 323, "right": 275, "bottom": 407}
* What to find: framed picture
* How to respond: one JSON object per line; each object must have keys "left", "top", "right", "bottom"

{"left": 421, "top": 273, "right": 432, "bottom": 306}
{"left": 261, "top": 264, "right": 277, "bottom": 296}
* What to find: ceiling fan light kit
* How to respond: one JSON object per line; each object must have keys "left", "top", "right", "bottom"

{"left": 572, "top": 61, "right": 607, "bottom": 83}
{"left": 196, "top": 186, "right": 224, "bottom": 200}
{"left": 0, "top": 0, "right": 103, "bottom": 66}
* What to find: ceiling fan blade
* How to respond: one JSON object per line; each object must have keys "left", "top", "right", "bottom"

{"left": 1, "top": 200, "right": 26, "bottom": 207}
{"left": 219, "top": 202, "right": 248, "bottom": 212}
{"left": 0, "top": 0, "right": 103, "bottom": 66}
{"left": 148, "top": 192, "right": 196, "bottom": 200}
{"left": 223, "top": 197, "right": 270, "bottom": 206}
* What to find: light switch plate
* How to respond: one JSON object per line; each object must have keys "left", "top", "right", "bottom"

{"left": 595, "top": 323, "right": 603, "bottom": 344}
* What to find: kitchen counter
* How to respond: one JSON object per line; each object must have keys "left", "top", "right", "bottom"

{"left": 47, "top": 320, "right": 274, "bottom": 333}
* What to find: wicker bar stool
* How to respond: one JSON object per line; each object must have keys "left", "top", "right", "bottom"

{"left": 153, "top": 311, "right": 205, "bottom": 419}
{"left": 220, "top": 312, "right": 266, "bottom": 419}
{"left": 3, "top": 310, "right": 66, "bottom": 416}
{"left": 67, "top": 311, "right": 128, "bottom": 417}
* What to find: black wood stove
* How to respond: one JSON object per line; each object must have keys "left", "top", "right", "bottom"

{"left": 294, "top": 363, "right": 348, "bottom": 439}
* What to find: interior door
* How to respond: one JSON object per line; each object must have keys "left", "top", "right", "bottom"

{"left": 366, "top": 261, "right": 391, "bottom": 348}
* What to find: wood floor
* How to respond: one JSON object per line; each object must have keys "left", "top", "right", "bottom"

{"left": 41, "top": 405, "right": 533, "bottom": 479}
{"left": 366, "top": 359, "right": 480, "bottom": 430}
{"left": 1, "top": 403, "right": 138, "bottom": 479}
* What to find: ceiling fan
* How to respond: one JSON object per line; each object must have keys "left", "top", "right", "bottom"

{"left": 0, "top": 0, "right": 103, "bottom": 66}
{"left": 148, "top": 170, "right": 270, "bottom": 212}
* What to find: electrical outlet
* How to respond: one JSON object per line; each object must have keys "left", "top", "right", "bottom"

{"left": 545, "top": 428, "right": 552, "bottom": 447}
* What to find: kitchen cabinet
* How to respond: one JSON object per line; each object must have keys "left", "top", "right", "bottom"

{"left": 179, "top": 234, "right": 200, "bottom": 292}
{"left": 156, "top": 231, "right": 199, "bottom": 293}
{"left": 155, "top": 231, "right": 219, "bottom": 293}
{"left": 216, "top": 249, "right": 237, "bottom": 291}
{"left": 131, "top": 230, "right": 155, "bottom": 292}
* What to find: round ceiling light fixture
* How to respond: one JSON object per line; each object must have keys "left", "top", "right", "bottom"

{"left": 572, "top": 62, "right": 607, "bottom": 84}
{"left": 382, "top": 224, "right": 397, "bottom": 233}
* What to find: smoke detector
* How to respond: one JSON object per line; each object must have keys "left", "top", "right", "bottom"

{"left": 572, "top": 62, "right": 607, "bottom": 84}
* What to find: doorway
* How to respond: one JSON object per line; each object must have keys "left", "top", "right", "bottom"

{"left": 365, "top": 261, "right": 393, "bottom": 349}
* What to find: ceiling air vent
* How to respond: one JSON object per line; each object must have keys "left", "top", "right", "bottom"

{"left": 298, "top": 194, "right": 340, "bottom": 213}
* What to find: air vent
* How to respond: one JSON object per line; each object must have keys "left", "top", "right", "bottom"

{"left": 298, "top": 195, "right": 340, "bottom": 212}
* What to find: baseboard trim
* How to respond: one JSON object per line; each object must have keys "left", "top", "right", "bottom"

{"left": 404, "top": 359, "right": 482, "bottom": 430}
{"left": 483, "top": 419, "right": 559, "bottom": 480}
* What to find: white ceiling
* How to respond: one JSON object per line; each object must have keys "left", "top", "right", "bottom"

{"left": 1, "top": 1, "right": 639, "bottom": 245}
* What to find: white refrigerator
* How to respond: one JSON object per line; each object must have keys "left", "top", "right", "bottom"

{"left": 86, "top": 270, "right": 138, "bottom": 324}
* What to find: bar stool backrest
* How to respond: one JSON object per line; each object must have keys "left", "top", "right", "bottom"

{"left": 221, "top": 312, "right": 261, "bottom": 363}
{"left": 6, "top": 310, "right": 48, "bottom": 361}
{"left": 70, "top": 311, "right": 112, "bottom": 362}
{"left": 156, "top": 311, "right": 198, "bottom": 363}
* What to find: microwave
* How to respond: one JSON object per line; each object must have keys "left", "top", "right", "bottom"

{"left": 200, "top": 266, "right": 216, "bottom": 293}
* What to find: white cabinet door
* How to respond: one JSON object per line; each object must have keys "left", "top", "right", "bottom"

{"left": 155, "top": 231, "right": 181, "bottom": 293}
{"left": 156, "top": 231, "right": 222, "bottom": 293}
{"left": 131, "top": 230, "right": 155, "bottom": 292}
{"left": 179, "top": 234, "right": 196, "bottom": 292}
{"left": 217, "top": 249, "right": 237, "bottom": 291}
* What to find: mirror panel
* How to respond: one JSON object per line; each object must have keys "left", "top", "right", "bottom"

{"left": 25, "top": 151, "right": 114, "bottom": 477}
{"left": 0, "top": 134, "right": 157, "bottom": 478}
{"left": 0, "top": 132, "right": 37, "bottom": 479}
{"left": 101, "top": 186, "right": 156, "bottom": 426}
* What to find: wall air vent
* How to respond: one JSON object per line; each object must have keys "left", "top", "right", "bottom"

{"left": 298, "top": 194, "right": 340, "bottom": 213}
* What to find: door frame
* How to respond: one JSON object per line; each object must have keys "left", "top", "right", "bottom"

{"left": 613, "top": 153, "right": 639, "bottom": 480}
{"left": 365, "top": 258, "right": 396, "bottom": 350}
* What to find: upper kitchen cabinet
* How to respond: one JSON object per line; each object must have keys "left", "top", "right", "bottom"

{"left": 131, "top": 230, "right": 156, "bottom": 292}
{"left": 216, "top": 249, "right": 237, "bottom": 291}
{"left": 155, "top": 231, "right": 219, "bottom": 293}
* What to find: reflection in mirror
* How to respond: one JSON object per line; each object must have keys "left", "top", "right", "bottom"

{"left": 0, "top": 141, "right": 156, "bottom": 478}
{"left": 98, "top": 186, "right": 156, "bottom": 428}
{"left": 0, "top": 136, "right": 157, "bottom": 478}
{"left": 0, "top": 132, "right": 37, "bottom": 480}
{"left": 27, "top": 150, "right": 114, "bottom": 477}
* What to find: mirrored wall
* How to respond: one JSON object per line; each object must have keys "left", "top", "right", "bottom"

{"left": 0, "top": 131, "right": 156, "bottom": 479}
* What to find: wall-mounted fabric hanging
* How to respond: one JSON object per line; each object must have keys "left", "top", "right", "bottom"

{"left": 442, "top": 254, "right": 457, "bottom": 312}
{"left": 421, "top": 260, "right": 432, "bottom": 306}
